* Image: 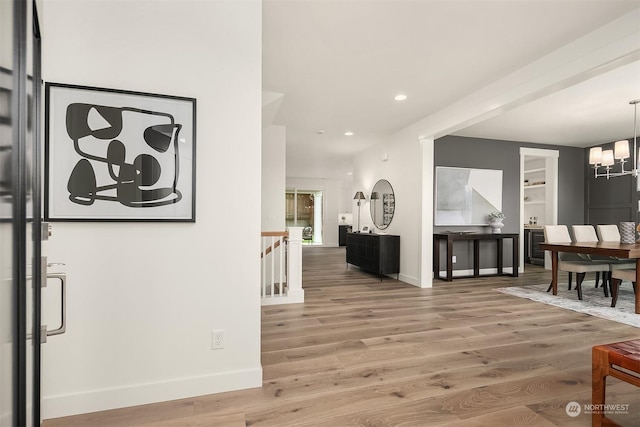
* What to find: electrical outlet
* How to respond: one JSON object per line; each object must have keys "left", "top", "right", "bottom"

{"left": 452, "top": 255, "right": 457, "bottom": 263}
{"left": 211, "top": 330, "right": 224, "bottom": 350}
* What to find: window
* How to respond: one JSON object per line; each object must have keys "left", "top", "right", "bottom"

{"left": 286, "top": 189, "right": 323, "bottom": 245}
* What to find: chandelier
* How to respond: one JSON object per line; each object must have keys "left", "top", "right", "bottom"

{"left": 589, "top": 99, "right": 640, "bottom": 179}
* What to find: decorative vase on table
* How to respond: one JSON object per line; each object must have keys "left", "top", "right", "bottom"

{"left": 489, "top": 219, "right": 504, "bottom": 234}
{"left": 619, "top": 222, "right": 636, "bottom": 244}
{"left": 487, "top": 211, "right": 505, "bottom": 234}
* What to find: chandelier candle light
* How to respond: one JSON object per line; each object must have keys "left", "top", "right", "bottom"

{"left": 589, "top": 99, "right": 640, "bottom": 179}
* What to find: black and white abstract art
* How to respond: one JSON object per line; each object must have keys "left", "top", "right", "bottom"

{"left": 435, "top": 166, "right": 503, "bottom": 226}
{"left": 45, "top": 83, "right": 196, "bottom": 221}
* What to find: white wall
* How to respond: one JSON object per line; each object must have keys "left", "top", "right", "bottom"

{"left": 339, "top": 181, "right": 355, "bottom": 220}
{"left": 41, "top": 0, "right": 262, "bottom": 418}
{"left": 262, "top": 125, "right": 286, "bottom": 231}
{"left": 352, "top": 127, "right": 433, "bottom": 287}
{"left": 286, "top": 177, "right": 346, "bottom": 247}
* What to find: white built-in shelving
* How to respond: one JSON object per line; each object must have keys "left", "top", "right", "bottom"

{"left": 523, "top": 158, "right": 548, "bottom": 225}
{"left": 520, "top": 147, "right": 559, "bottom": 272}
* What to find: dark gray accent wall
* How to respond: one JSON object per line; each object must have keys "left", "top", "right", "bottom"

{"left": 585, "top": 138, "right": 638, "bottom": 225}
{"left": 434, "top": 135, "right": 585, "bottom": 272}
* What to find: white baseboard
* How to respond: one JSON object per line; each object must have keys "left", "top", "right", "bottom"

{"left": 437, "top": 267, "right": 515, "bottom": 277}
{"left": 42, "top": 367, "right": 262, "bottom": 420}
{"left": 398, "top": 273, "right": 419, "bottom": 287}
{"left": 261, "top": 288, "right": 305, "bottom": 305}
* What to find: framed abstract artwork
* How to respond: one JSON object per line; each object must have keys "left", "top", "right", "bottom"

{"left": 435, "top": 166, "right": 503, "bottom": 226}
{"left": 45, "top": 83, "right": 196, "bottom": 221}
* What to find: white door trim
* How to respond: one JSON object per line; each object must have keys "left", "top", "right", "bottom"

{"left": 520, "top": 147, "right": 559, "bottom": 271}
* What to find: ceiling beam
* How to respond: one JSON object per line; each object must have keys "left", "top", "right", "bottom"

{"left": 416, "top": 8, "right": 640, "bottom": 142}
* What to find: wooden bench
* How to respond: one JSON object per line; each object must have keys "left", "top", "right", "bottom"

{"left": 592, "top": 339, "right": 640, "bottom": 426}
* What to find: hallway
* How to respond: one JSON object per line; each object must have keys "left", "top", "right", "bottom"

{"left": 45, "top": 247, "right": 640, "bottom": 426}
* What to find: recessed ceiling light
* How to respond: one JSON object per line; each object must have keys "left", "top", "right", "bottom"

{"left": 347, "top": 172, "right": 353, "bottom": 176}
{"left": 344, "top": 131, "right": 354, "bottom": 136}
{"left": 316, "top": 130, "right": 325, "bottom": 134}
{"left": 394, "top": 94, "right": 407, "bottom": 101}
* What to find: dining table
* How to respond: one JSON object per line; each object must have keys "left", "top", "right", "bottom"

{"left": 538, "top": 241, "right": 640, "bottom": 314}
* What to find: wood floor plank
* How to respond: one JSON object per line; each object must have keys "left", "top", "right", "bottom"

{"left": 42, "top": 399, "right": 195, "bottom": 427}
{"left": 262, "top": 355, "right": 344, "bottom": 381}
{"left": 139, "top": 411, "right": 245, "bottom": 427}
{"left": 437, "top": 405, "right": 557, "bottom": 427}
{"left": 363, "top": 328, "right": 529, "bottom": 353}
{"left": 298, "top": 396, "right": 460, "bottom": 427}
{"left": 436, "top": 366, "right": 592, "bottom": 420}
{"left": 263, "top": 339, "right": 368, "bottom": 366}
{"left": 43, "top": 247, "right": 640, "bottom": 427}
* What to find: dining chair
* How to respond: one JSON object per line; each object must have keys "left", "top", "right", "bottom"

{"left": 543, "top": 225, "right": 590, "bottom": 292}
{"left": 610, "top": 268, "right": 638, "bottom": 307}
{"left": 576, "top": 224, "right": 636, "bottom": 290}
{"left": 543, "top": 225, "right": 611, "bottom": 300}
{"left": 596, "top": 224, "right": 637, "bottom": 264}
{"left": 571, "top": 225, "right": 607, "bottom": 293}
{"left": 591, "top": 225, "right": 637, "bottom": 296}
{"left": 596, "top": 224, "right": 621, "bottom": 242}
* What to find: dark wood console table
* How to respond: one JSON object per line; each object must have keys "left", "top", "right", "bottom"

{"left": 433, "top": 232, "right": 519, "bottom": 281}
{"left": 346, "top": 232, "right": 400, "bottom": 279}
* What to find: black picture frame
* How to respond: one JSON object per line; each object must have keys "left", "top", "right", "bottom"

{"left": 45, "top": 83, "right": 196, "bottom": 222}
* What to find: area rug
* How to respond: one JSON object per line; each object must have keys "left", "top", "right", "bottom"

{"left": 495, "top": 281, "right": 639, "bottom": 328}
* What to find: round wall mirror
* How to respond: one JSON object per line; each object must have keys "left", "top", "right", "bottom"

{"left": 370, "top": 179, "right": 395, "bottom": 230}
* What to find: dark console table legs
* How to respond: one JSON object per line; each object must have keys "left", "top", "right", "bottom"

{"left": 433, "top": 233, "right": 519, "bottom": 282}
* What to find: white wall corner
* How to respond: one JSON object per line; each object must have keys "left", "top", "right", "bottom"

{"left": 419, "top": 136, "right": 435, "bottom": 288}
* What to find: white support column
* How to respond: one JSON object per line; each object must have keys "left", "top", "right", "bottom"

{"left": 419, "top": 137, "right": 434, "bottom": 288}
{"left": 286, "top": 227, "right": 305, "bottom": 303}
{"left": 313, "top": 191, "right": 323, "bottom": 244}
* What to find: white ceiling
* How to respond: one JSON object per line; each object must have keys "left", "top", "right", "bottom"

{"left": 455, "top": 60, "right": 640, "bottom": 146}
{"left": 263, "top": 0, "right": 640, "bottom": 180}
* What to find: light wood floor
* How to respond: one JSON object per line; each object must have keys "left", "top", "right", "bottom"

{"left": 44, "top": 247, "right": 640, "bottom": 426}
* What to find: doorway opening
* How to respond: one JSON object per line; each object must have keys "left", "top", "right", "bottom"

{"left": 520, "top": 147, "right": 559, "bottom": 271}
{"left": 286, "top": 189, "right": 323, "bottom": 245}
